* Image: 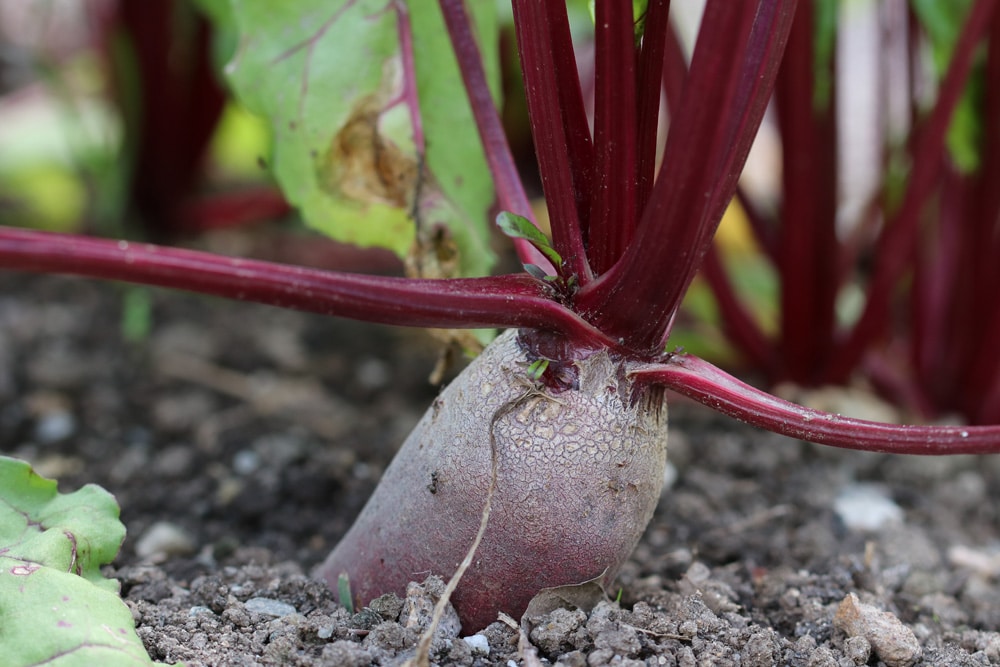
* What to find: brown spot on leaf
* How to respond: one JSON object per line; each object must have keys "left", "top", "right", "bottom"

{"left": 324, "top": 96, "right": 419, "bottom": 210}
{"left": 405, "top": 225, "right": 459, "bottom": 280}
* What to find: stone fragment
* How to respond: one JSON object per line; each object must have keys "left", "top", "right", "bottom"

{"left": 462, "top": 633, "right": 490, "bottom": 656}
{"left": 135, "top": 521, "right": 197, "bottom": 559}
{"left": 244, "top": 597, "right": 297, "bottom": 618}
{"left": 833, "top": 592, "right": 921, "bottom": 667}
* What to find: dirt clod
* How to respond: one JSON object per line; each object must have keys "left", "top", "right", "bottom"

{"left": 528, "top": 607, "right": 590, "bottom": 654}
{"left": 834, "top": 592, "right": 921, "bottom": 667}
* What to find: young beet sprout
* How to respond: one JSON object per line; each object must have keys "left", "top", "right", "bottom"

{"left": 1, "top": 0, "right": 999, "bottom": 630}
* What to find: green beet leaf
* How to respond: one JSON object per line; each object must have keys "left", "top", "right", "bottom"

{"left": 496, "top": 211, "right": 563, "bottom": 269}
{"left": 0, "top": 457, "right": 163, "bottom": 666}
{"left": 220, "top": 0, "right": 500, "bottom": 277}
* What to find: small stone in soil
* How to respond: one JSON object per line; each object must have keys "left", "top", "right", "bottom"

{"left": 401, "top": 576, "right": 461, "bottom": 638}
{"left": 244, "top": 597, "right": 298, "bottom": 618}
{"left": 232, "top": 449, "right": 260, "bottom": 475}
{"left": 833, "top": 592, "right": 921, "bottom": 667}
{"left": 833, "top": 483, "right": 903, "bottom": 531}
{"left": 135, "top": 521, "right": 197, "bottom": 560}
{"left": 33, "top": 410, "right": 76, "bottom": 443}
{"left": 463, "top": 633, "right": 490, "bottom": 656}
{"left": 367, "top": 591, "right": 404, "bottom": 621}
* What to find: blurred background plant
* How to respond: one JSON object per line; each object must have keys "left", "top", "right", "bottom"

{"left": 0, "top": 0, "right": 284, "bottom": 237}
{"left": 685, "top": 0, "right": 1000, "bottom": 426}
{"left": 2, "top": 0, "right": 998, "bottom": 425}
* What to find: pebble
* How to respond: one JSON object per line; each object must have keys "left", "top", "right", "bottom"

{"left": 401, "top": 577, "right": 461, "bottom": 638}
{"left": 462, "top": 634, "right": 490, "bottom": 656}
{"left": 351, "top": 462, "right": 373, "bottom": 480}
{"left": 833, "top": 484, "right": 903, "bottom": 531}
{"left": 986, "top": 634, "right": 1000, "bottom": 661}
{"left": 153, "top": 445, "right": 196, "bottom": 477}
{"left": 30, "top": 454, "right": 84, "bottom": 479}
{"left": 135, "top": 521, "right": 197, "bottom": 559}
{"left": 947, "top": 544, "right": 1000, "bottom": 578}
{"left": 232, "top": 449, "right": 260, "bottom": 475}
{"left": 24, "top": 391, "right": 76, "bottom": 443}
{"left": 355, "top": 357, "right": 390, "bottom": 390}
{"left": 833, "top": 593, "right": 921, "bottom": 667}
{"left": 34, "top": 410, "right": 76, "bottom": 443}
{"left": 244, "top": 597, "right": 297, "bottom": 618}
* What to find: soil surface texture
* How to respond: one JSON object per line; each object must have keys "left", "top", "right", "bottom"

{"left": 3, "top": 272, "right": 1000, "bottom": 667}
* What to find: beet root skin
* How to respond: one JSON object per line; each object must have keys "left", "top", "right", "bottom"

{"left": 319, "top": 329, "right": 669, "bottom": 631}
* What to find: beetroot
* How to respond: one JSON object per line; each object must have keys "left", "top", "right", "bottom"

{"left": 320, "top": 330, "right": 668, "bottom": 630}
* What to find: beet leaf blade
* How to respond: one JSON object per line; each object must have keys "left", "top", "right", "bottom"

{"left": 220, "top": 0, "right": 500, "bottom": 277}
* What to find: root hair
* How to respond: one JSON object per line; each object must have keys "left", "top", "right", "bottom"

{"left": 407, "top": 386, "right": 543, "bottom": 666}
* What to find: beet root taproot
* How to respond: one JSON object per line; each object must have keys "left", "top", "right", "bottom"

{"left": 318, "top": 329, "right": 669, "bottom": 631}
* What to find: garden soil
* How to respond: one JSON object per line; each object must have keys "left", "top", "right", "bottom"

{"left": 3, "top": 272, "right": 1000, "bottom": 666}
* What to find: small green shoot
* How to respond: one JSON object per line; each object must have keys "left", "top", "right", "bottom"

{"left": 526, "top": 358, "right": 550, "bottom": 382}
{"left": 337, "top": 571, "right": 354, "bottom": 614}
{"left": 496, "top": 211, "right": 563, "bottom": 270}
{"left": 121, "top": 285, "right": 153, "bottom": 343}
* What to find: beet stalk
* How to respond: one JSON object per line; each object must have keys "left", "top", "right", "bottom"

{"left": 320, "top": 330, "right": 668, "bottom": 631}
